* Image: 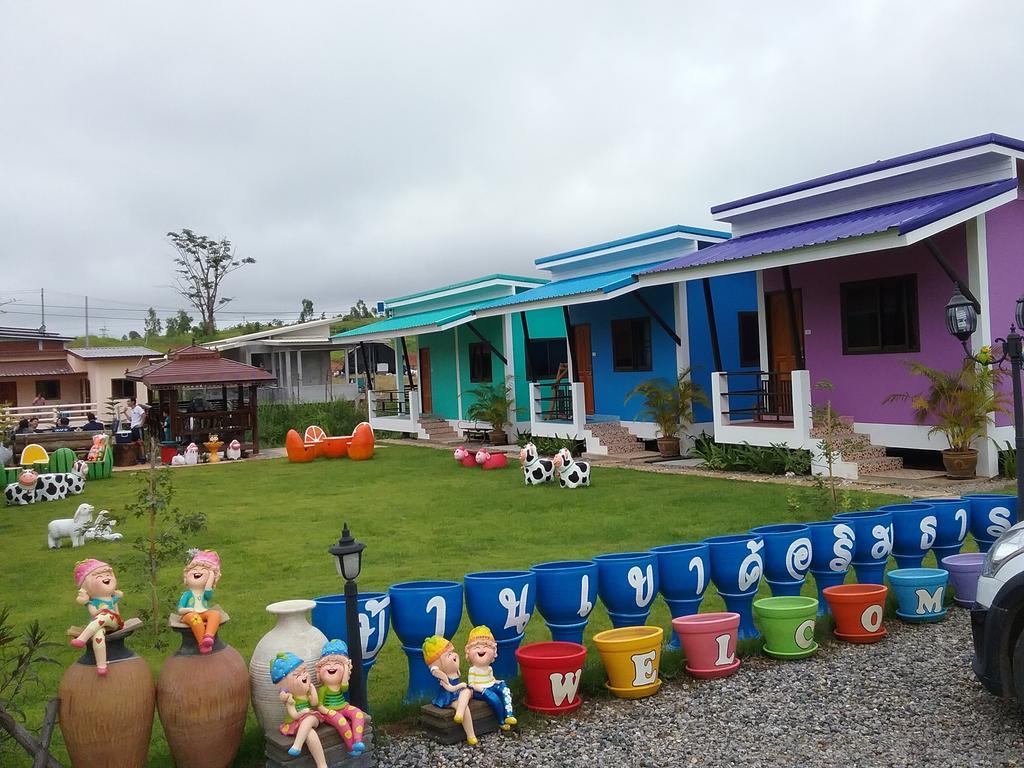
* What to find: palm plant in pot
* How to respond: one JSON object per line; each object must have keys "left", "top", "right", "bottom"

{"left": 625, "top": 368, "right": 708, "bottom": 458}
{"left": 466, "top": 379, "right": 514, "bottom": 445}
{"left": 885, "top": 357, "right": 1008, "bottom": 479}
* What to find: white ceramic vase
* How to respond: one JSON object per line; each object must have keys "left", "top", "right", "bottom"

{"left": 248, "top": 599, "right": 328, "bottom": 736}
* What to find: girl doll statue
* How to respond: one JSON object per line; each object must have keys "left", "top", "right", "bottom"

{"left": 314, "top": 639, "right": 367, "bottom": 756}
{"left": 70, "top": 559, "right": 124, "bottom": 676}
{"left": 177, "top": 549, "right": 221, "bottom": 653}
{"left": 422, "top": 635, "right": 477, "bottom": 746}
{"left": 271, "top": 652, "right": 327, "bottom": 768}
{"left": 464, "top": 626, "right": 516, "bottom": 729}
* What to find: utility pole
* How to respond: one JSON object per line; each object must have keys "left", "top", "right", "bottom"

{"left": 84, "top": 296, "right": 90, "bottom": 348}
{"left": 40, "top": 288, "right": 46, "bottom": 332}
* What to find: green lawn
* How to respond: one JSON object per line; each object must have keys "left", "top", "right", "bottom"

{"left": 2, "top": 445, "right": 900, "bottom": 766}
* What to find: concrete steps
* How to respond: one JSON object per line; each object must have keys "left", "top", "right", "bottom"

{"left": 418, "top": 416, "right": 460, "bottom": 444}
{"left": 810, "top": 420, "right": 903, "bottom": 478}
{"left": 585, "top": 422, "right": 647, "bottom": 455}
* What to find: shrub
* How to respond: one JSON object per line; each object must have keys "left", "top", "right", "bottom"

{"left": 691, "top": 433, "right": 811, "bottom": 476}
{"left": 515, "top": 432, "right": 586, "bottom": 457}
{"left": 257, "top": 399, "right": 367, "bottom": 448}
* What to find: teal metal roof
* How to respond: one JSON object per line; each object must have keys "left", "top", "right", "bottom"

{"left": 384, "top": 273, "right": 547, "bottom": 305}
{"left": 332, "top": 302, "right": 483, "bottom": 340}
{"left": 536, "top": 224, "right": 730, "bottom": 266}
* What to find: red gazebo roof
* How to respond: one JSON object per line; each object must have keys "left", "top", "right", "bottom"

{"left": 125, "top": 345, "right": 276, "bottom": 388}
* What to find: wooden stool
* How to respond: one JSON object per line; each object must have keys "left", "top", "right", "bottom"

{"left": 419, "top": 699, "right": 500, "bottom": 745}
{"left": 264, "top": 716, "right": 374, "bottom": 768}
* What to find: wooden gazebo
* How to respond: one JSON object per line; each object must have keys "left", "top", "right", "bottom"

{"left": 126, "top": 345, "right": 276, "bottom": 454}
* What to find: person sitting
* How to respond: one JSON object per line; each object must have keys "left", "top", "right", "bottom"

{"left": 14, "top": 419, "right": 31, "bottom": 434}
{"left": 28, "top": 417, "right": 42, "bottom": 432}
{"left": 52, "top": 417, "right": 74, "bottom": 433}
{"left": 81, "top": 412, "right": 105, "bottom": 431}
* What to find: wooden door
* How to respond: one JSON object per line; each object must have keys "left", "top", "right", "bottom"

{"left": 765, "top": 290, "right": 804, "bottom": 420}
{"left": 418, "top": 347, "right": 432, "bottom": 414}
{"left": 572, "top": 324, "right": 595, "bottom": 415}
{"left": 0, "top": 381, "right": 15, "bottom": 406}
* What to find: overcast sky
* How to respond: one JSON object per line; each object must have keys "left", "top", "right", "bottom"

{"left": 2, "top": 1, "right": 1023, "bottom": 337}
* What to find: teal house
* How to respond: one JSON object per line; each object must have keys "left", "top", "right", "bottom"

{"left": 334, "top": 274, "right": 565, "bottom": 440}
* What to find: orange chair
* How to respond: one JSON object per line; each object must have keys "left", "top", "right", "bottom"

{"left": 348, "top": 422, "right": 375, "bottom": 461}
{"left": 285, "top": 429, "right": 318, "bottom": 462}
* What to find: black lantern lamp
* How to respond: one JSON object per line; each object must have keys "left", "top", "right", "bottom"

{"left": 1016, "top": 294, "right": 1024, "bottom": 331}
{"left": 945, "top": 290, "right": 977, "bottom": 343}
{"left": 328, "top": 523, "right": 367, "bottom": 711}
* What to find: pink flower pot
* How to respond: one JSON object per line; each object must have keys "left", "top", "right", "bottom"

{"left": 671, "top": 612, "right": 741, "bottom": 679}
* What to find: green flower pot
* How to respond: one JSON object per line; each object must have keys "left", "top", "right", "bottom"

{"left": 753, "top": 596, "right": 819, "bottom": 659}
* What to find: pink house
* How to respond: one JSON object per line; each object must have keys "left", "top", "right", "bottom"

{"left": 634, "top": 134, "right": 1024, "bottom": 478}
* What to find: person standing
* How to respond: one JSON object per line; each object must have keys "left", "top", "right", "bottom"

{"left": 123, "top": 397, "right": 150, "bottom": 464}
{"left": 32, "top": 393, "right": 46, "bottom": 407}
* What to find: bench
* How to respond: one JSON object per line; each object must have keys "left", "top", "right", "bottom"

{"left": 13, "top": 431, "right": 101, "bottom": 459}
{"left": 456, "top": 421, "right": 492, "bottom": 442}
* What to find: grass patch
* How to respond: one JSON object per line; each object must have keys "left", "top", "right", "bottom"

{"left": 1, "top": 445, "right": 899, "bottom": 766}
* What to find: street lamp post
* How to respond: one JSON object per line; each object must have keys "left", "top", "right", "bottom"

{"left": 328, "top": 522, "right": 367, "bottom": 711}
{"left": 944, "top": 290, "right": 1024, "bottom": 501}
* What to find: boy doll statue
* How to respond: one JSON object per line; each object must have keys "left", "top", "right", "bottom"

{"left": 70, "top": 559, "right": 124, "bottom": 676}
{"left": 464, "top": 626, "right": 516, "bottom": 729}
{"left": 177, "top": 549, "right": 221, "bottom": 653}
{"left": 271, "top": 652, "right": 328, "bottom": 768}
{"left": 423, "top": 635, "right": 478, "bottom": 745}
{"left": 314, "top": 639, "right": 367, "bottom": 756}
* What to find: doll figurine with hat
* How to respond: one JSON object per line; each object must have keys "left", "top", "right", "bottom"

{"left": 423, "top": 635, "right": 477, "bottom": 745}
{"left": 70, "top": 559, "right": 124, "bottom": 676}
{"left": 176, "top": 549, "right": 221, "bottom": 653}
{"left": 465, "top": 626, "right": 516, "bottom": 729}
{"left": 314, "top": 639, "right": 367, "bottom": 756}
{"left": 271, "top": 651, "right": 327, "bottom": 768}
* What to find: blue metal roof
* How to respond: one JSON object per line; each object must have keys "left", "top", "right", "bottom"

{"left": 473, "top": 261, "right": 668, "bottom": 311}
{"left": 535, "top": 224, "right": 729, "bottom": 266}
{"left": 643, "top": 179, "right": 1017, "bottom": 276}
{"left": 384, "top": 273, "right": 546, "bottom": 304}
{"left": 712, "top": 133, "right": 1024, "bottom": 214}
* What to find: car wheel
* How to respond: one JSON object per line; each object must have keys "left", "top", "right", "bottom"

{"left": 1015, "top": 628, "right": 1024, "bottom": 704}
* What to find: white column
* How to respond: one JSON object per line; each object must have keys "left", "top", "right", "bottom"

{"left": 453, "top": 326, "right": 463, "bottom": 419}
{"left": 756, "top": 270, "right": 770, "bottom": 372}
{"left": 284, "top": 351, "right": 293, "bottom": 401}
{"left": 296, "top": 349, "right": 304, "bottom": 399}
{"left": 968, "top": 214, "right": 998, "bottom": 477}
{"left": 673, "top": 281, "right": 691, "bottom": 375}
{"left": 394, "top": 337, "right": 404, "bottom": 396}
{"left": 502, "top": 313, "right": 517, "bottom": 436}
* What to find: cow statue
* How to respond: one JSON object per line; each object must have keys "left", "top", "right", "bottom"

{"left": 225, "top": 439, "right": 242, "bottom": 460}
{"left": 519, "top": 442, "right": 554, "bottom": 486}
{"left": 552, "top": 448, "right": 591, "bottom": 489}
{"left": 48, "top": 503, "right": 95, "bottom": 548}
{"left": 5, "top": 469, "right": 40, "bottom": 505}
{"left": 475, "top": 449, "right": 508, "bottom": 470}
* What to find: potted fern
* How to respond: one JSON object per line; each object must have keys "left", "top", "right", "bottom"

{"left": 625, "top": 368, "right": 708, "bottom": 458}
{"left": 885, "top": 358, "right": 1008, "bottom": 479}
{"left": 466, "top": 380, "right": 514, "bottom": 445}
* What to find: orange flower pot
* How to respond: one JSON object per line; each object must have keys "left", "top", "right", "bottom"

{"left": 822, "top": 583, "right": 888, "bottom": 644}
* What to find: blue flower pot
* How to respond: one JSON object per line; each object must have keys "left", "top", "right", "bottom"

{"left": 464, "top": 570, "right": 536, "bottom": 680}
{"left": 703, "top": 534, "right": 764, "bottom": 640}
{"left": 748, "top": 524, "right": 811, "bottom": 597}
{"left": 312, "top": 591, "right": 391, "bottom": 686}
{"left": 650, "top": 543, "right": 710, "bottom": 648}
{"left": 887, "top": 567, "right": 949, "bottom": 623}
{"left": 915, "top": 497, "right": 969, "bottom": 566}
{"left": 388, "top": 580, "right": 463, "bottom": 702}
{"left": 806, "top": 519, "right": 855, "bottom": 615}
{"left": 530, "top": 560, "right": 598, "bottom": 644}
{"left": 882, "top": 502, "right": 937, "bottom": 569}
{"left": 833, "top": 509, "right": 893, "bottom": 584}
{"left": 593, "top": 552, "right": 659, "bottom": 629}
{"left": 963, "top": 494, "right": 1018, "bottom": 552}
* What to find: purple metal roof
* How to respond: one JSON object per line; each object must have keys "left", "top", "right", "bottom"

{"left": 642, "top": 179, "right": 1017, "bottom": 276}
{"left": 712, "top": 133, "right": 1024, "bottom": 214}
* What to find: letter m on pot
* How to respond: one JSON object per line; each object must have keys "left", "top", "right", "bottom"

{"left": 915, "top": 587, "right": 944, "bottom": 615}
{"left": 548, "top": 670, "right": 582, "bottom": 706}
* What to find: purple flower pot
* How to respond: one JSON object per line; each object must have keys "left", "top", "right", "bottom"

{"left": 942, "top": 552, "right": 986, "bottom": 607}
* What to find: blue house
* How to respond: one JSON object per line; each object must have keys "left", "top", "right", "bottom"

{"left": 471, "top": 226, "right": 760, "bottom": 453}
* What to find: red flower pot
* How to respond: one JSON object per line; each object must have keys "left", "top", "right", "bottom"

{"left": 822, "top": 583, "right": 888, "bottom": 643}
{"left": 671, "top": 612, "right": 741, "bottom": 679}
{"left": 515, "top": 641, "right": 587, "bottom": 714}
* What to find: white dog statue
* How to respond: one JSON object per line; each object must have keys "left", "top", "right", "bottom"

{"left": 83, "top": 510, "right": 123, "bottom": 542}
{"left": 47, "top": 502, "right": 94, "bottom": 549}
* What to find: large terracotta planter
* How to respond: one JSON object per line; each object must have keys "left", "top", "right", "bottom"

{"left": 515, "top": 641, "right": 587, "bottom": 714}
{"left": 248, "top": 599, "right": 328, "bottom": 735}
{"left": 656, "top": 436, "right": 680, "bottom": 458}
{"left": 593, "top": 625, "right": 663, "bottom": 699}
{"left": 59, "top": 632, "right": 155, "bottom": 768}
{"left": 158, "top": 627, "right": 250, "bottom": 768}
{"left": 822, "top": 583, "right": 888, "bottom": 644}
{"left": 942, "top": 449, "right": 978, "bottom": 479}
{"left": 489, "top": 429, "right": 508, "bottom": 446}
{"left": 671, "top": 612, "right": 740, "bottom": 679}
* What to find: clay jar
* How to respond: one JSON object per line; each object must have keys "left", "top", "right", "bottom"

{"left": 59, "top": 630, "right": 156, "bottom": 768}
{"left": 157, "top": 622, "right": 250, "bottom": 768}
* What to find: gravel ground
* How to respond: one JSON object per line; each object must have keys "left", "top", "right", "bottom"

{"left": 377, "top": 609, "right": 1024, "bottom": 768}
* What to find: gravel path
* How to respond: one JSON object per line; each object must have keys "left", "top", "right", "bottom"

{"left": 378, "top": 609, "right": 1023, "bottom": 768}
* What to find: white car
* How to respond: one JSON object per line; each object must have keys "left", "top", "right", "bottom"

{"left": 972, "top": 520, "right": 1024, "bottom": 700}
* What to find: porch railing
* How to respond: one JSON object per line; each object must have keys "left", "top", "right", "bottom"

{"left": 712, "top": 370, "right": 812, "bottom": 449}
{"left": 529, "top": 381, "right": 585, "bottom": 435}
{"left": 367, "top": 388, "right": 421, "bottom": 431}
{"left": 6, "top": 402, "right": 103, "bottom": 429}
{"left": 715, "top": 371, "right": 796, "bottom": 423}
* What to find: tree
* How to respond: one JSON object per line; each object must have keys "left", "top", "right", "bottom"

{"left": 128, "top": 330, "right": 142, "bottom": 340}
{"left": 165, "top": 310, "right": 193, "bottom": 337}
{"left": 144, "top": 308, "right": 162, "bottom": 338}
{"left": 298, "top": 298, "right": 315, "bottom": 323}
{"left": 345, "top": 300, "right": 375, "bottom": 320}
{"left": 166, "top": 229, "right": 256, "bottom": 335}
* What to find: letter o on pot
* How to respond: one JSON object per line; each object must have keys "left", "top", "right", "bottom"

{"left": 860, "top": 604, "right": 883, "bottom": 633}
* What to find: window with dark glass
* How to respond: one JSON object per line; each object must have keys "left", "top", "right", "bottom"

{"left": 468, "top": 342, "right": 492, "bottom": 383}
{"left": 611, "top": 318, "right": 652, "bottom": 371}
{"left": 841, "top": 275, "right": 919, "bottom": 354}
{"left": 36, "top": 379, "right": 60, "bottom": 399}
{"left": 111, "top": 378, "right": 137, "bottom": 399}
{"left": 526, "top": 339, "right": 568, "bottom": 379}
{"left": 737, "top": 311, "right": 760, "bottom": 368}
